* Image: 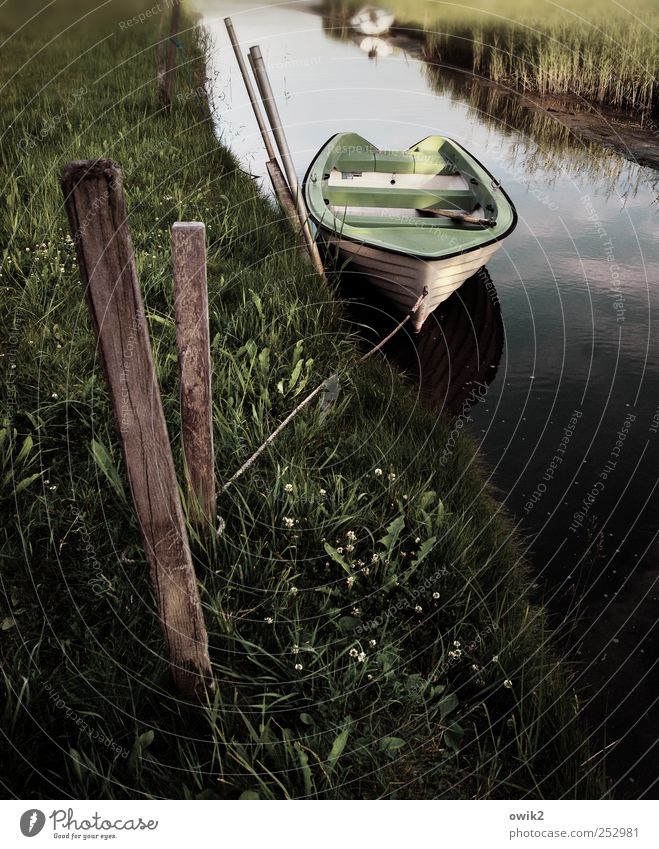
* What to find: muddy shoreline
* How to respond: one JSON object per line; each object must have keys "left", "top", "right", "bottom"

{"left": 459, "top": 75, "right": 659, "bottom": 172}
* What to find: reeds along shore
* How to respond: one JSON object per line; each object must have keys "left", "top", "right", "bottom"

{"left": 324, "top": 0, "right": 658, "bottom": 119}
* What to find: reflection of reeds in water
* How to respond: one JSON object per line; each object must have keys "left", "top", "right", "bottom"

{"left": 421, "top": 67, "right": 657, "bottom": 200}
{"left": 340, "top": 267, "right": 504, "bottom": 415}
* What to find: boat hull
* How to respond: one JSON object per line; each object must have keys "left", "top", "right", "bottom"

{"left": 319, "top": 228, "right": 501, "bottom": 331}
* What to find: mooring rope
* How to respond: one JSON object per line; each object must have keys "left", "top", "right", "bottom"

{"left": 220, "top": 287, "right": 428, "bottom": 494}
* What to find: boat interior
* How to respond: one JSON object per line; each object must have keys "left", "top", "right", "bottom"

{"left": 321, "top": 147, "right": 493, "bottom": 228}
{"left": 305, "top": 134, "right": 516, "bottom": 255}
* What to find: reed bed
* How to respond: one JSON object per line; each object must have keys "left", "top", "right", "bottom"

{"left": 324, "top": 0, "right": 658, "bottom": 119}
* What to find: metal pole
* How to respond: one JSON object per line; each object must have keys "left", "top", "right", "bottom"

{"left": 248, "top": 45, "right": 325, "bottom": 277}
{"left": 224, "top": 18, "right": 276, "bottom": 161}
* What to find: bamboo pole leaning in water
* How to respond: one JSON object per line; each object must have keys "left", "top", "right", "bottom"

{"left": 248, "top": 44, "right": 326, "bottom": 277}
{"left": 223, "top": 18, "right": 299, "bottom": 231}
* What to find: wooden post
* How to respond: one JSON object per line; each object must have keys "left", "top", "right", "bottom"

{"left": 171, "top": 222, "right": 216, "bottom": 531}
{"left": 61, "top": 159, "right": 213, "bottom": 701}
{"left": 266, "top": 159, "right": 299, "bottom": 228}
{"left": 157, "top": 0, "right": 181, "bottom": 109}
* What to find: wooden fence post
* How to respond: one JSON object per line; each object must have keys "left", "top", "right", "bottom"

{"left": 61, "top": 159, "right": 213, "bottom": 701}
{"left": 157, "top": 0, "right": 181, "bottom": 109}
{"left": 172, "top": 222, "right": 216, "bottom": 531}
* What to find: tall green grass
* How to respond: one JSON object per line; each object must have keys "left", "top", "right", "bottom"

{"left": 324, "top": 0, "right": 658, "bottom": 118}
{"left": 0, "top": 1, "right": 604, "bottom": 798}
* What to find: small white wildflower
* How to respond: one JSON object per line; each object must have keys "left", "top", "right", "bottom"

{"left": 374, "top": 468, "right": 383, "bottom": 477}
{"left": 319, "top": 488, "right": 326, "bottom": 496}
{"left": 264, "top": 617, "right": 274, "bottom": 624}
{"left": 453, "top": 641, "right": 461, "bottom": 648}
{"left": 49, "top": 485, "right": 57, "bottom": 492}
{"left": 346, "top": 530, "right": 357, "bottom": 541}
{"left": 471, "top": 664, "right": 479, "bottom": 672}
{"left": 294, "top": 663, "right": 303, "bottom": 671}
{"left": 284, "top": 483, "right": 293, "bottom": 493}
{"left": 362, "top": 566, "right": 370, "bottom": 575}
{"left": 388, "top": 472, "right": 396, "bottom": 481}
{"left": 432, "top": 592, "right": 440, "bottom": 600}
{"left": 369, "top": 639, "right": 377, "bottom": 648}
{"left": 291, "top": 644, "right": 300, "bottom": 655}
{"left": 351, "top": 607, "right": 361, "bottom": 616}
{"left": 283, "top": 516, "right": 294, "bottom": 528}
{"left": 349, "top": 648, "right": 359, "bottom": 658}
{"left": 503, "top": 679, "right": 513, "bottom": 689}
{"left": 337, "top": 546, "right": 344, "bottom": 554}
{"left": 415, "top": 537, "right": 421, "bottom": 543}
{"left": 51, "top": 392, "right": 58, "bottom": 399}
{"left": 371, "top": 553, "right": 379, "bottom": 563}
{"left": 290, "top": 586, "right": 299, "bottom": 595}
{"left": 367, "top": 674, "right": 373, "bottom": 680}
{"left": 346, "top": 575, "right": 356, "bottom": 588}
{"left": 492, "top": 655, "right": 499, "bottom": 663}
{"left": 414, "top": 605, "right": 422, "bottom": 613}
{"left": 357, "top": 651, "right": 367, "bottom": 663}
{"left": 346, "top": 544, "right": 354, "bottom": 553}
{"left": 448, "top": 650, "right": 458, "bottom": 659}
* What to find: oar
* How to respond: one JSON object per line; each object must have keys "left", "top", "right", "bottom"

{"left": 417, "top": 207, "right": 497, "bottom": 227}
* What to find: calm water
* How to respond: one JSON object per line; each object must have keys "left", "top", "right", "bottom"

{"left": 199, "top": 0, "right": 659, "bottom": 796}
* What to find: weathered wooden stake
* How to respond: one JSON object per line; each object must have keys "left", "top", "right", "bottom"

{"left": 61, "top": 159, "right": 213, "bottom": 701}
{"left": 265, "top": 159, "right": 299, "bottom": 226}
{"left": 172, "top": 222, "right": 216, "bottom": 531}
{"left": 157, "top": 0, "right": 181, "bottom": 109}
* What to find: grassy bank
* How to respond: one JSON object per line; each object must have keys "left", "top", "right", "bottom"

{"left": 323, "top": 0, "right": 658, "bottom": 119}
{"left": 1, "top": 2, "right": 604, "bottom": 798}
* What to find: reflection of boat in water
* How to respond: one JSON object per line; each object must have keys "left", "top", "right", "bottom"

{"left": 341, "top": 267, "right": 504, "bottom": 415}
{"left": 359, "top": 36, "right": 393, "bottom": 58}
{"left": 350, "top": 6, "right": 395, "bottom": 35}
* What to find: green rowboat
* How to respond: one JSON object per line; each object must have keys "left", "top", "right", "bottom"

{"left": 303, "top": 132, "right": 517, "bottom": 330}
